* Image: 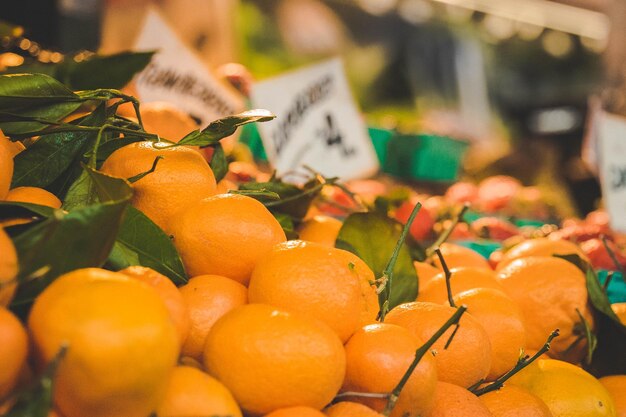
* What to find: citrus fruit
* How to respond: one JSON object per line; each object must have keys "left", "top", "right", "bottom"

{"left": 155, "top": 366, "right": 242, "bottom": 417}
{"left": 0, "top": 307, "right": 28, "bottom": 400}
{"left": 431, "top": 243, "right": 491, "bottom": 270}
{"left": 0, "top": 227, "right": 18, "bottom": 307}
{"left": 509, "top": 359, "right": 616, "bottom": 417}
{"left": 611, "top": 303, "right": 626, "bottom": 325}
{"left": 0, "top": 130, "right": 14, "bottom": 200}
{"left": 479, "top": 385, "right": 553, "bottom": 417}
{"left": 178, "top": 274, "right": 247, "bottom": 362}
{"left": 497, "top": 237, "right": 587, "bottom": 270}
{"left": 386, "top": 302, "right": 492, "bottom": 388}
{"left": 264, "top": 406, "right": 327, "bottom": 417}
{"left": 248, "top": 240, "right": 379, "bottom": 342}
{"left": 138, "top": 102, "right": 198, "bottom": 142}
{"left": 496, "top": 256, "right": 593, "bottom": 362}
{"left": 324, "top": 402, "right": 384, "bottom": 417}
{"left": 418, "top": 266, "right": 503, "bottom": 304}
{"left": 394, "top": 198, "right": 435, "bottom": 241}
{"left": 119, "top": 266, "right": 190, "bottom": 348}
{"left": 428, "top": 381, "right": 493, "bottom": 417}
{"left": 297, "top": 215, "right": 342, "bottom": 247}
{"left": 170, "top": 193, "right": 286, "bottom": 285}
{"left": 5, "top": 187, "right": 62, "bottom": 208}
{"left": 100, "top": 140, "right": 217, "bottom": 233}
{"left": 341, "top": 323, "right": 437, "bottom": 417}
{"left": 450, "top": 288, "right": 526, "bottom": 380}
{"left": 599, "top": 375, "right": 626, "bottom": 417}
{"left": 203, "top": 304, "right": 345, "bottom": 415}
{"left": 413, "top": 261, "right": 441, "bottom": 287}
{"left": 28, "top": 268, "right": 179, "bottom": 417}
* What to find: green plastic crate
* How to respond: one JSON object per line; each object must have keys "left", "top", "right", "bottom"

{"left": 368, "top": 127, "right": 394, "bottom": 165}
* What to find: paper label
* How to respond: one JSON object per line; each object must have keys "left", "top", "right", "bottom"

{"left": 250, "top": 58, "right": 379, "bottom": 180}
{"left": 133, "top": 8, "right": 244, "bottom": 127}
{"left": 598, "top": 111, "right": 626, "bottom": 232}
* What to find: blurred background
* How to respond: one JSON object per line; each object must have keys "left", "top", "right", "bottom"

{"left": 2, "top": 0, "right": 625, "bottom": 216}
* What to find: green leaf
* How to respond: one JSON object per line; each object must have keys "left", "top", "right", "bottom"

{"left": 10, "top": 169, "right": 132, "bottom": 309}
{"left": 11, "top": 104, "right": 106, "bottom": 189}
{"left": 336, "top": 212, "right": 418, "bottom": 309}
{"left": 584, "top": 268, "right": 626, "bottom": 375}
{"left": 208, "top": 143, "right": 228, "bottom": 182}
{"left": 107, "top": 206, "right": 188, "bottom": 285}
{"left": 177, "top": 109, "right": 275, "bottom": 147}
{"left": 0, "top": 73, "right": 82, "bottom": 135}
{"left": 57, "top": 51, "right": 155, "bottom": 90}
{"left": 63, "top": 164, "right": 133, "bottom": 210}
{"left": 272, "top": 212, "right": 298, "bottom": 240}
{"left": 0, "top": 201, "right": 56, "bottom": 221}
{"left": 554, "top": 253, "right": 590, "bottom": 273}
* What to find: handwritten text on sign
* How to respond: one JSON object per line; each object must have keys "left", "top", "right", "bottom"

{"left": 133, "top": 8, "right": 243, "bottom": 127}
{"left": 251, "top": 58, "right": 379, "bottom": 180}
{"left": 598, "top": 111, "right": 626, "bottom": 233}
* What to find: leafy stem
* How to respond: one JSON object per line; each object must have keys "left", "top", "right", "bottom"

{"left": 601, "top": 235, "right": 624, "bottom": 275}
{"left": 434, "top": 248, "right": 456, "bottom": 307}
{"left": 472, "top": 329, "right": 560, "bottom": 396}
{"left": 383, "top": 305, "right": 467, "bottom": 416}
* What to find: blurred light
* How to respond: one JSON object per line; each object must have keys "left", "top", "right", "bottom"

{"left": 397, "top": 0, "right": 434, "bottom": 24}
{"left": 358, "top": 0, "right": 397, "bottom": 15}
{"left": 516, "top": 22, "right": 543, "bottom": 41}
{"left": 18, "top": 38, "right": 31, "bottom": 50}
{"left": 50, "top": 52, "right": 63, "bottom": 63}
{"left": 38, "top": 50, "right": 51, "bottom": 63}
{"left": 0, "top": 53, "right": 24, "bottom": 67}
{"left": 483, "top": 15, "right": 515, "bottom": 41}
{"left": 530, "top": 107, "right": 580, "bottom": 134}
{"left": 28, "top": 44, "right": 40, "bottom": 56}
{"left": 581, "top": 36, "right": 606, "bottom": 54}
{"left": 542, "top": 30, "right": 574, "bottom": 58}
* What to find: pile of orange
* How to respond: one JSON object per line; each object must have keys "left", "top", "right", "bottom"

{"left": 1, "top": 99, "right": 625, "bottom": 417}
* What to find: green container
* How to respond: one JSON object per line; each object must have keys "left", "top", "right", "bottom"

{"left": 383, "top": 134, "right": 469, "bottom": 182}
{"left": 239, "top": 123, "right": 268, "bottom": 161}
{"left": 368, "top": 127, "right": 394, "bottom": 165}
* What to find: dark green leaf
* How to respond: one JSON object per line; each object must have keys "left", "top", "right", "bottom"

{"left": 585, "top": 268, "right": 626, "bottom": 376}
{"left": 209, "top": 143, "right": 228, "bottom": 182}
{"left": 0, "top": 73, "right": 82, "bottom": 135}
{"left": 177, "top": 109, "right": 275, "bottom": 147}
{"left": 336, "top": 212, "right": 417, "bottom": 309}
{"left": 0, "top": 201, "right": 56, "bottom": 221}
{"left": 64, "top": 164, "right": 133, "bottom": 210}
{"left": 272, "top": 212, "right": 298, "bottom": 240}
{"left": 228, "top": 189, "right": 280, "bottom": 200}
{"left": 554, "top": 254, "right": 590, "bottom": 273}
{"left": 57, "top": 51, "right": 155, "bottom": 90}
{"left": 108, "top": 207, "right": 188, "bottom": 285}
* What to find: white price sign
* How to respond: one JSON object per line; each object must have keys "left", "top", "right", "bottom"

{"left": 598, "top": 111, "right": 626, "bottom": 233}
{"left": 133, "top": 8, "right": 244, "bottom": 127}
{"left": 250, "top": 58, "right": 379, "bottom": 180}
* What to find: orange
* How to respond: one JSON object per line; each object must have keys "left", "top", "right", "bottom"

{"left": 297, "top": 215, "right": 343, "bottom": 247}
{"left": 0, "top": 130, "right": 13, "bottom": 199}
{"left": 155, "top": 365, "right": 242, "bottom": 417}
{"left": 341, "top": 323, "right": 437, "bottom": 417}
{"left": 28, "top": 268, "right": 179, "bottom": 417}
{"left": 0, "top": 307, "right": 28, "bottom": 400}
{"left": 178, "top": 274, "right": 247, "bottom": 362}
{"left": 496, "top": 256, "right": 594, "bottom": 362}
{"left": 385, "top": 302, "right": 492, "bottom": 388}
{"left": 509, "top": 359, "right": 616, "bottom": 417}
{"left": 428, "top": 381, "right": 493, "bottom": 417}
{"left": 170, "top": 193, "right": 286, "bottom": 285}
{"left": 418, "top": 266, "right": 504, "bottom": 304}
{"left": 611, "top": 303, "right": 626, "bottom": 324}
{"left": 100, "top": 140, "right": 217, "bottom": 233}
{"left": 497, "top": 237, "right": 588, "bottom": 270}
{"left": 119, "top": 266, "right": 190, "bottom": 348}
{"left": 450, "top": 288, "right": 526, "bottom": 380}
{"left": 203, "top": 304, "right": 345, "bottom": 415}
{"left": 479, "top": 384, "right": 553, "bottom": 417}
{"left": 248, "top": 240, "right": 379, "bottom": 342}
{"left": 138, "top": 102, "right": 198, "bottom": 142}
{"left": 431, "top": 243, "right": 491, "bottom": 270}
{"left": 0, "top": 227, "right": 18, "bottom": 307}
{"left": 264, "top": 406, "right": 327, "bottom": 417}
{"left": 5, "top": 187, "right": 62, "bottom": 208}
{"left": 414, "top": 261, "right": 441, "bottom": 287}
{"left": 324, "top": 402, "right": 384, "bottom": 417}
{"left": 599, "top": 375, "right": 626, "bottom": 417}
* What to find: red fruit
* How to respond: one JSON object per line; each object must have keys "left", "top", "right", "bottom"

{"left": 585, "top": 209, "right": 610, "bottom": 232}
{"left": 394, "top": 198, "right": 435, "bottom": 241}
{"left": 317, "top": 186, "right": 359, "bottom": 217}
{"left": 471, "top": 217, "right": 519, "bottom": 241}
{"left": 478, "top": 176, "right": 522, "bottom": 213}
{"left": 580, "top": 238, "right": 626, "bottom": 271}
{"left": 345, "top": 179, "right": 387, "bottom": 205}
{"left": 444, "top": 181, "right": 478, "bottom": 205}
{"left": 550, "top": 224, "right": 606, "bottom": 244}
